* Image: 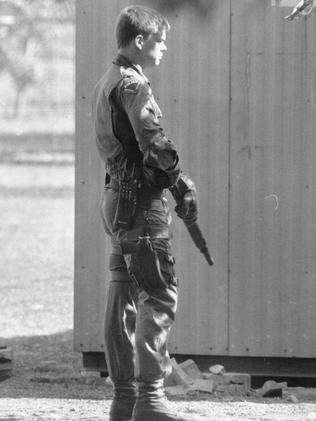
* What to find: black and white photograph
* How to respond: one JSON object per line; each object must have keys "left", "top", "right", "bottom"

{"left": 1, "top": 1, "right": 316, "bottom": 420}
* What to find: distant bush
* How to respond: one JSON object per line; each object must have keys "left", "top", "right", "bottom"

{"left": 0, "top": 0, "right": 74, "bottom": 121}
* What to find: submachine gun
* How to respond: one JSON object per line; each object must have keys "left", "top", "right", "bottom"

{"left": 169, "top": 176, "right": 214, "bottom": 267}
{"left": 285, "top": 0, "right": 314, "bottom": 20}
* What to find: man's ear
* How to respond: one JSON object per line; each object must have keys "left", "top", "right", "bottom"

{"left": 135, "top": 34, "right": 144, "bottom": 50}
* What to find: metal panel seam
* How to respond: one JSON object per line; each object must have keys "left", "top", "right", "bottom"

{"left": 227, "top": 0, "right": 233, "bottom": 354}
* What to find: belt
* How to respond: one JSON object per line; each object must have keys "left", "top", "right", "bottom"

{"left": 125, "top": 225, "right": 171, "bottom": 241}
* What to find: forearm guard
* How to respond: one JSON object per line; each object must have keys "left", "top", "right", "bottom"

{"left": 169, "top": 173, "right": 196, "bottom": 200}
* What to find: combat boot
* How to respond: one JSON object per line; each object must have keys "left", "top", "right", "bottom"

{"left": 132, "top": 383, "right": 204, "bottom": 421}
{"left": 109, "top": 384, "right": 137, "bottom": 421}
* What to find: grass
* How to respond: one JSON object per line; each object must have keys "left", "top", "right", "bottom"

{"left": 0, "top": 163, "right": 74, "bottom": 338}
{"left": 0, "top": 161, "right": 112, "bottom": 399}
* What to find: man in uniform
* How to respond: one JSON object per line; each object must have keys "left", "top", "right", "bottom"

{"left": 91, "top": 5, "right": 203, "bottom": 421}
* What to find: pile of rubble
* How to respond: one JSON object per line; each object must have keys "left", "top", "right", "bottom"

{"left": 164, "top": 359, "right": 250, "bottom": 397}
{"left": 164, "top": 359, "right": 291, "bottom": 400}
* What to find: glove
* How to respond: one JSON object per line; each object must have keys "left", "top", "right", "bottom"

{"left": 175, "top": 189, "right": 198, "bottom": 224}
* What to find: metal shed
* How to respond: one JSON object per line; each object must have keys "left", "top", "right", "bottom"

{"left": 74, "top": 0, "right": 316, "bottom": 376}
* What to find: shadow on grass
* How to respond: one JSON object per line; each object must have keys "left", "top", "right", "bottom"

{"left": 0, "top": 330, "right": 112, "bottom": 400}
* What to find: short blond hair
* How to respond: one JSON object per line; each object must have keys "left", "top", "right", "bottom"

{"left": 116, "top": 5, "right": 170, "bottom": 48}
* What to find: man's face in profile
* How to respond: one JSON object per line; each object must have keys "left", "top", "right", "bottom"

{"left": 141, "top": 29, "right": 167, "bottom": 68}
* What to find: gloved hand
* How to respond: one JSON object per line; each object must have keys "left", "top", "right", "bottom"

{"left": 175, "top": 189, "right": 198, "bottom": 224}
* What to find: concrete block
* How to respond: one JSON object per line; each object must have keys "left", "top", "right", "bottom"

{"left": 257, "top": 380, "right": 287, "bottom": 398}
{"left": 202, "top": 372, "right": 224, "bottom": 387}
{"left": 222, "top": 372, "right": 250, "bottom": 386}
{"left": 165, "top": 385, "right": 190, "bottom": 396}
{"left": 222, "top": 373, "right": 250, "bottom": 391}
{"left": 164, "top": 358, "right": 194, "bottom": 387}
{"left": 190, "top": 378, "right": 214, "bottom": 394}
{"left": 179, "top": 359, "right": 202, "bottom": 379}
{"left": 215, "top": 372, "right": 251, "bottom": 394}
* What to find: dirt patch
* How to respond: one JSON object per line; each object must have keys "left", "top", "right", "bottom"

{"left": 0, "top": 331, "right": 110, "bottom": 401}
{"left": 1, "top": 327, "right": 316, "bottom": 420}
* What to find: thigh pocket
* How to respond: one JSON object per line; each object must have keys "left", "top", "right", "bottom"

{"left": 128, "top": 236, "right": 178, "bottom": 292}
{"left": 156, "top": 251, "right": 177, "bottom": 287}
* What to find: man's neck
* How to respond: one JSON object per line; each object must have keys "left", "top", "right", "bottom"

{"left": 118, "top": 48, "right": 144, "bottom": 71}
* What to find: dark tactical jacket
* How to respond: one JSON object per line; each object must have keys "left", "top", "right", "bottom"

{"left": 92, "top": 54, "right": 180, "bottom": 188}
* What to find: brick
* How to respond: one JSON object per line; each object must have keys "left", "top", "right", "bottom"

{"left": 257, "top": 380, "right": 287, "bottom": 398}
{"left": 179, "top": 359, "right": 202, "bottom": 379}
{"left": 190, "top": 378, "right": 214, "bottom": 394}
{"left": 286, "top": 394, "right": 299, "bottom": 403}
{"left": 80, "top": 370, "right": 101, "bottom": 378}
{"left": 209, "top": 364, "right": 225, "bottom": 375}
{"left": 0, "top": 346, "right": 13, "bottom": 380}
{"left": 164, "top": 358, "right": 194, "bottom": 387}
{"left": 0, "top": 346, "right": 12, "bottom": 361}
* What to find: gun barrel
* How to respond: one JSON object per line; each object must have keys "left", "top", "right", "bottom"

{"left": 169, "top": 183, "right": 214, "bottom": 266}
{"left": 184, "top": 221, "right": 214, "bottom": 266}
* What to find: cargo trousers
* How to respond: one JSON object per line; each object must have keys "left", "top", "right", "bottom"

{"left": 99, "top": 183, "right": 178, "bottom": 398}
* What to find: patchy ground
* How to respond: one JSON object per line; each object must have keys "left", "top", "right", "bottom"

{"left": 1, "top": 162, "right": 316, "bottom": 420}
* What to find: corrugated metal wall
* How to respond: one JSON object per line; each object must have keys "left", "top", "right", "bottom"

{"left": 75, "top": 0, "right": 316, "bottom": 358}
{"left": 229, "top": 1, "right": 316, "bottom": 358}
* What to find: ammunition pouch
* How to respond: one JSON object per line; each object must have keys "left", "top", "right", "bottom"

{"left": 128, "top": 236, "right": 177, "bottom": 292}
{"left": 113, "top": 172, "right": 138, "bottom": 230}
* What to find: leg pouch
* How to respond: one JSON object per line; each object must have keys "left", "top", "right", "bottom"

{"left": 128, "top": 236, "right": 177, "bottom": 292}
